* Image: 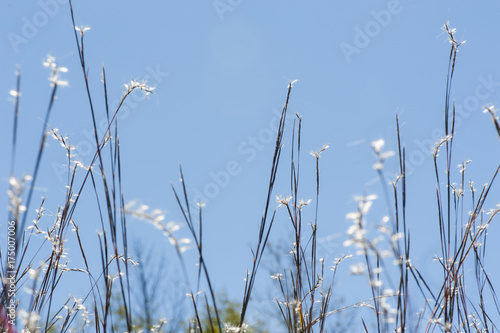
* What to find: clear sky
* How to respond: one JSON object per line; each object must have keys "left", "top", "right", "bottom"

{"left": 2, "top": 0, "right": 500, "bottom": 330}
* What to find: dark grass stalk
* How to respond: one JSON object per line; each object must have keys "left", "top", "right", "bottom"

{"left": 361, "top": 317, "right": 369, "bottom": 333}
{"left": 401, "top": 231, "right": 410, "bottom": 332}
{"left": 317, "top": 271, "right": 333, "bottom": 332}
{"left": 353, "top": 197, "right": 382, "bottom": 333}
{"left": 98, "top": 232, "right": 112, "bottom": 332}
{"left": 171, "top": 167, "right": 222, "bottom": 332}
{"left": 189, "top": 291, "right": 203, "bottom": 333}
{"left": 1, "top": 70, "right": 21, "bottom": 313}
{"left": 8, "top": 70, "right": 21, "bottom": 218}
{"left": 288, "top": 115, "right": 330, "bottom": 332}
{"left": 28, "top": 136, "right": 85, "bottom": 331}
{"left": 393, "top": 115, "right": 411, "bottom": 332}
{"left": 433, "top": 138, "right": 449, "bottom": 274}
{"left": 203, "top": 293, "right": 215, "bottom": 333}
{"left": 90, "top": 166, "right": 113, "bottom": 331}
{"left": 484, "top": 106, "right": 500, "bottom": 140}
{"left": 68, "top": 4, "right": 158, "bottom": 329}
{"left": 426, "top": 30, "right": 469, "bottom": 326}
{"left": 61, "top": 71, "right": 142, "bottom": 330}
{"left": 443, "top": 23, "right": 461, "bottom": 264}
{"left": 67, "top": 244, "right": 133, "bottom": 332}
{"left": 439, "top": 22, "right": 461, "bottom": 267}
{"left": 274, "top": 271, "right": 294, "bottom": 330}
{"left": 356, "top": 117, "right": 426, "bottom": 331}
{"left": 17, "top": 80, "right": 58, "bottom": 247}
{"left": 472, "top": 227, "right": 500, "bottom": 316}
{"left": 71, "top": 220, "right": 101, "bottom": 331}
{"left": 311, "top": 140, "right": 323, "bottom": 329}
{"left": 117, "top": 134, "right": 133, "bottom": 333}
{"left": 6, "top": 80, "right": 63, "bottom": 318}
{"left": 428, "top": 164, "right": 500, "bottom": 331}
{"left": 41, "top": 241, "right": 67, "bottom": 331}
{"left": 238, "top": 82, "right": 293, "bottom": 328}
{"left": 367, "top": 124, "right": 413, "bottom": 330}
{"left": 288, "top": 114, "right": 308, "bottom": 330}
{"left": 91, "top": 171, "right": 111, "bottom": 331}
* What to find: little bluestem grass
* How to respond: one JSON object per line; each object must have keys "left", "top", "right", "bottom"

{"left": 1, "top": 9, "right": 499, "bottom": 333}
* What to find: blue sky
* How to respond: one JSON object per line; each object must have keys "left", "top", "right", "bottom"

{"left": 2, "top": 0, "right": 500, "bottom": 330}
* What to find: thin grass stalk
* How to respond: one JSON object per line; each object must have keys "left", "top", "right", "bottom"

{"left": 68, "top": 4, "right": 156, "bottom": 329}
{"left": 8, "top": 70, "right": 21, "bottom": 222}
{"left": 171, "top": 167, "right": 222, "bottom": 332}
{"left": 189, "top": 291, "right": 203, "bottom": 333}
{"left": 289, "top": 114, "right": 306, "bottom": 331}
{"left": 483, "top": 106, "right": 500, "bottom": 140}
{"left": 71, "top": 220, "right": 101, "bottom": 330}
{"left": 17, "top": 81, "right": 58, "bottom": 246}
{"left": 428, "top": 167, "right": 500, "bottom": 331}
{"left": 393, "top": 116, "right": 411, "bottom": 332}
{"left": 239, "top": 82, "right": 294, "bottom": 328}
{"left": 1, "top": 71, "right": 21, "bottom": 318}
{"left": 203, "top": 293, "right": 214, "bottom": 333}
{"left": 442, "top": 22, "right": 461, "bottom": 263}
{"left": 117, "top": 134, "right": 133, "bottom": 332}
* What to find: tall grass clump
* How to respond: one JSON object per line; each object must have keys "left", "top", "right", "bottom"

{"left": 1, "top": 2, "right": 157, "bottom": 332}
{"left": 0, "top": 3, "right": 499, "bottom": 331}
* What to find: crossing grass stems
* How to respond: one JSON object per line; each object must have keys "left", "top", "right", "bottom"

{"left": 0, "top": 4, "right": 499, "bottom": 332}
